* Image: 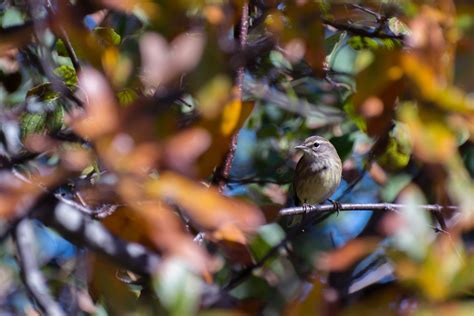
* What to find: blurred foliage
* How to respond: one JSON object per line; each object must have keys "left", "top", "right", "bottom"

{"left": 0, "top": 0, "right": 473, "bottom": 315}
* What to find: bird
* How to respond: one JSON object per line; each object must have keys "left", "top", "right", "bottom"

{"left": 288, "top": 135, "right": 342, "bottom": 227}
{"left": 293, "top": 135, "right": 342, "bottom": 206}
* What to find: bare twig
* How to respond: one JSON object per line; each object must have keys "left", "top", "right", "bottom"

{"left": 225, "top": 202, "right": 458, "bottom": 290}
{"left": 224, "top": 176, "right": 290, "bottom": 185}
{"left": 350, "top": 4, "right": 384, "bottom": 22}
{"left": 214, "top": 1, "right": 250, "bottom": 191}
{"left": 244, "top": 77, "right": 345, "bottom": 121}
{"left": 322, "top": 18, "right": 403, "bottom": 41}
{"left": 26, "top": 0, "right": 83, "bottom": 107}
{"left": 279, "top": 203, "right": 458, "bottom": 217}
{"left": 225, "top": 211, "right": 332, "bottom": 290}
{"left": 0, "top": 152, "right": 39, "bottom": 169}
{"left": 14, "top": 218, "right": 66, "bottom": 316}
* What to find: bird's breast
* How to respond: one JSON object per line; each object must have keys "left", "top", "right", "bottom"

{"left": 294, "top": 158, "right": 342, "bottom": 205}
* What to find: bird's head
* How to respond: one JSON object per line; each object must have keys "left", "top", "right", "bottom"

{"left": 295, "top": 136, "right": 338, "bottom": 159}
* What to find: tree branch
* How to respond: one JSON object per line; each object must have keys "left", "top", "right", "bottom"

{"left": 279, "top": 203, "right": 458, "bottom": 217}
{"left": 322, "top": 18, "right": 404, "bottom": 41}
{"left": 350, "top": 4, "right": 384, "bottom": 22}
{"left": 14, "top": 218, "right": 66, "bottom": 316}
{"left": 38, "top": 200, "right": 161, "bottom": 275}
{"left": 244, "top": 76, "right": 345, "bottom": 121}
{"left": 25, "top": 0, "right": 83, "bottom": 107}
{"left": 225, "top": 202, "right": 458, "bottom": 291}
{"left": 214, "top": 1, "right": 249, "bottom": 191}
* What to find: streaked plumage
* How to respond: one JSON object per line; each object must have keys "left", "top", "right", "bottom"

{"left": 293, "top": 136, "right": 342, "bottom": 206}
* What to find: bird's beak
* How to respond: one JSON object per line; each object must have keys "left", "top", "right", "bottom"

{"left": 295, "top": 145, "right": 306, "bottom": 150}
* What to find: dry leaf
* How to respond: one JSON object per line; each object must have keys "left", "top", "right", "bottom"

{"left": 316, "top": 238, "right": 380, "bottom": 272}
{"left": 146, "top": 172, "right": 265, "bottom": 232}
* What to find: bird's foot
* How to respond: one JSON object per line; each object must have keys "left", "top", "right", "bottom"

{"left": 302, "top": 202, "right": 311, "bottom": 215}
{"left": 328, "top": 199, "right": 342, "bottom": 216}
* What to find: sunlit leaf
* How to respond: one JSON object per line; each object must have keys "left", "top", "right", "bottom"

{"left": 26, "top": 83, "right": 60, "bottom": 102}
{"left": 401, "top": 54, "right": 474, "bottom": 113}
{"left": 348, "top": 36, "right": 379, "bottom": 50}
{"left": 46, "top": 104, "right": 65, "bottom": 133}
{"left": 20, "top": 112, "right": 47, "bottom": 139}
{"left": 54, "top": 65, "right": 77, "bottom": 87}
{"left": 398, "top": 102, "right": 457, "bottom": 163}
{"left": 146, "top": 172, "right": 264, "bottom": 232}
{"left": 94, "top": 27, "right": 121, "bottom": 47}
{"left": 376, "top": 124, "right": 412, "bottom": 172}
{"left": 70, "top": 67, "right": 119, "bottom": 139}
{"left": 117, "top": 88, "right": 138, "bottom": 106}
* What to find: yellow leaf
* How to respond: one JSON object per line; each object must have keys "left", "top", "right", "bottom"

{"left": 401, "top": 54, "right": 474, "bottom": 113}
{"left": 220, "top": 98, "right": 241, "bottom": 136}
{"left": 196, "top": 74, "right": 232, "bottom": 119}
{"left": 398, "top": 103, "right": 456, "bottom": 163}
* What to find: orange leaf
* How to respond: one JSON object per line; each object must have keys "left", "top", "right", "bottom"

{"left": 146, "top": 172, "right": 264, "bottom": 232}
{"left": 211, "top": 223, "right": 253, "bottom": 265}
{"left": 71, "top": 67, "right": 119, "bottom": 140}
{"left": 316, "top": 237, "right": 380, "bottom": 272}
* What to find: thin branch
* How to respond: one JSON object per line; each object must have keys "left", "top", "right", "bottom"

{"left": 225, "top": 202, "right": 458, "bottom": 290}
{"left": 225, "top": 211, "right": 333, "bottom": 290}
{"left": 244, "top": 77, "right": 345, "bottom": 121}
{"left": 214, "top": 1, "right": 250, "bottom": 191}
{"left": 14, "top": 218, "right": 66, "bottom": 316}
{"left": 224, "top": 176, "right": 290, "bottom": 185}
{"left": 45, "top": 0, "right": 81, "bottom": 72}
{"left": 38, "top": 200, "right": 161, "bottom": 275}
{"left": 322, "top": 18, "right": 404, "bottom": 41}
{"left": 350, "top": 4, "right": 384, "bottom": 22}
{"left": 25, "top": 0, "right": 83, "bottom": 107}
{"left": 279, "top": 203, "right": 458, "bottom": 217}
{"left": 0, "top": 152, "right": 39, "bottom": 169}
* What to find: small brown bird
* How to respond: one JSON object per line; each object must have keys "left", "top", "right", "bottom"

{"left": 293, "top": 136, "right": 342, "bottom": 207}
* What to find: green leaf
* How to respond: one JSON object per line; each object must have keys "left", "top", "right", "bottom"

{"left": 376, "top": 136, "right": 411, "bottom": 172}
{"left": 55, "top": 39, "right": 68, "bottom": 57}
{"left": 269, "top": 50, "right": 292, "bottom": 70}
{"left": 348, "top": 36, "right": 378, "bottom": 50}
{"left": 53, "top": 65, "right": 77, "bottom": 87}
{"left": 20, "top": 112, "right": 47, "bottom": 139}
{"left": 26, "top": 83, "right": 60, "bottom": 102}
{"left": 379, "top": 38, "right": 402, "bottom": 50}
{"left": 94, "top": 27, "right": 121, "bottom": 47}
{"left": 46, "top": 104, "right": 64, "bottom": 132}
{"left": 343, "top": 101, "right": 366, "bottom": 131}
{"left": 117, "top": 88, "right": 138, "bottom": 106}
{"left": 153, "top": 259, "right": 200, "bottom": 316}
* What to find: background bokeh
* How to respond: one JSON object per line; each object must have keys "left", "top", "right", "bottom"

{"left": 0, "top": 0, "right": 473, "bottom": 315}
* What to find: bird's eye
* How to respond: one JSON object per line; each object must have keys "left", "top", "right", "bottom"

{"left": 313, "top": 142, "right": 320, "bottom": 148}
